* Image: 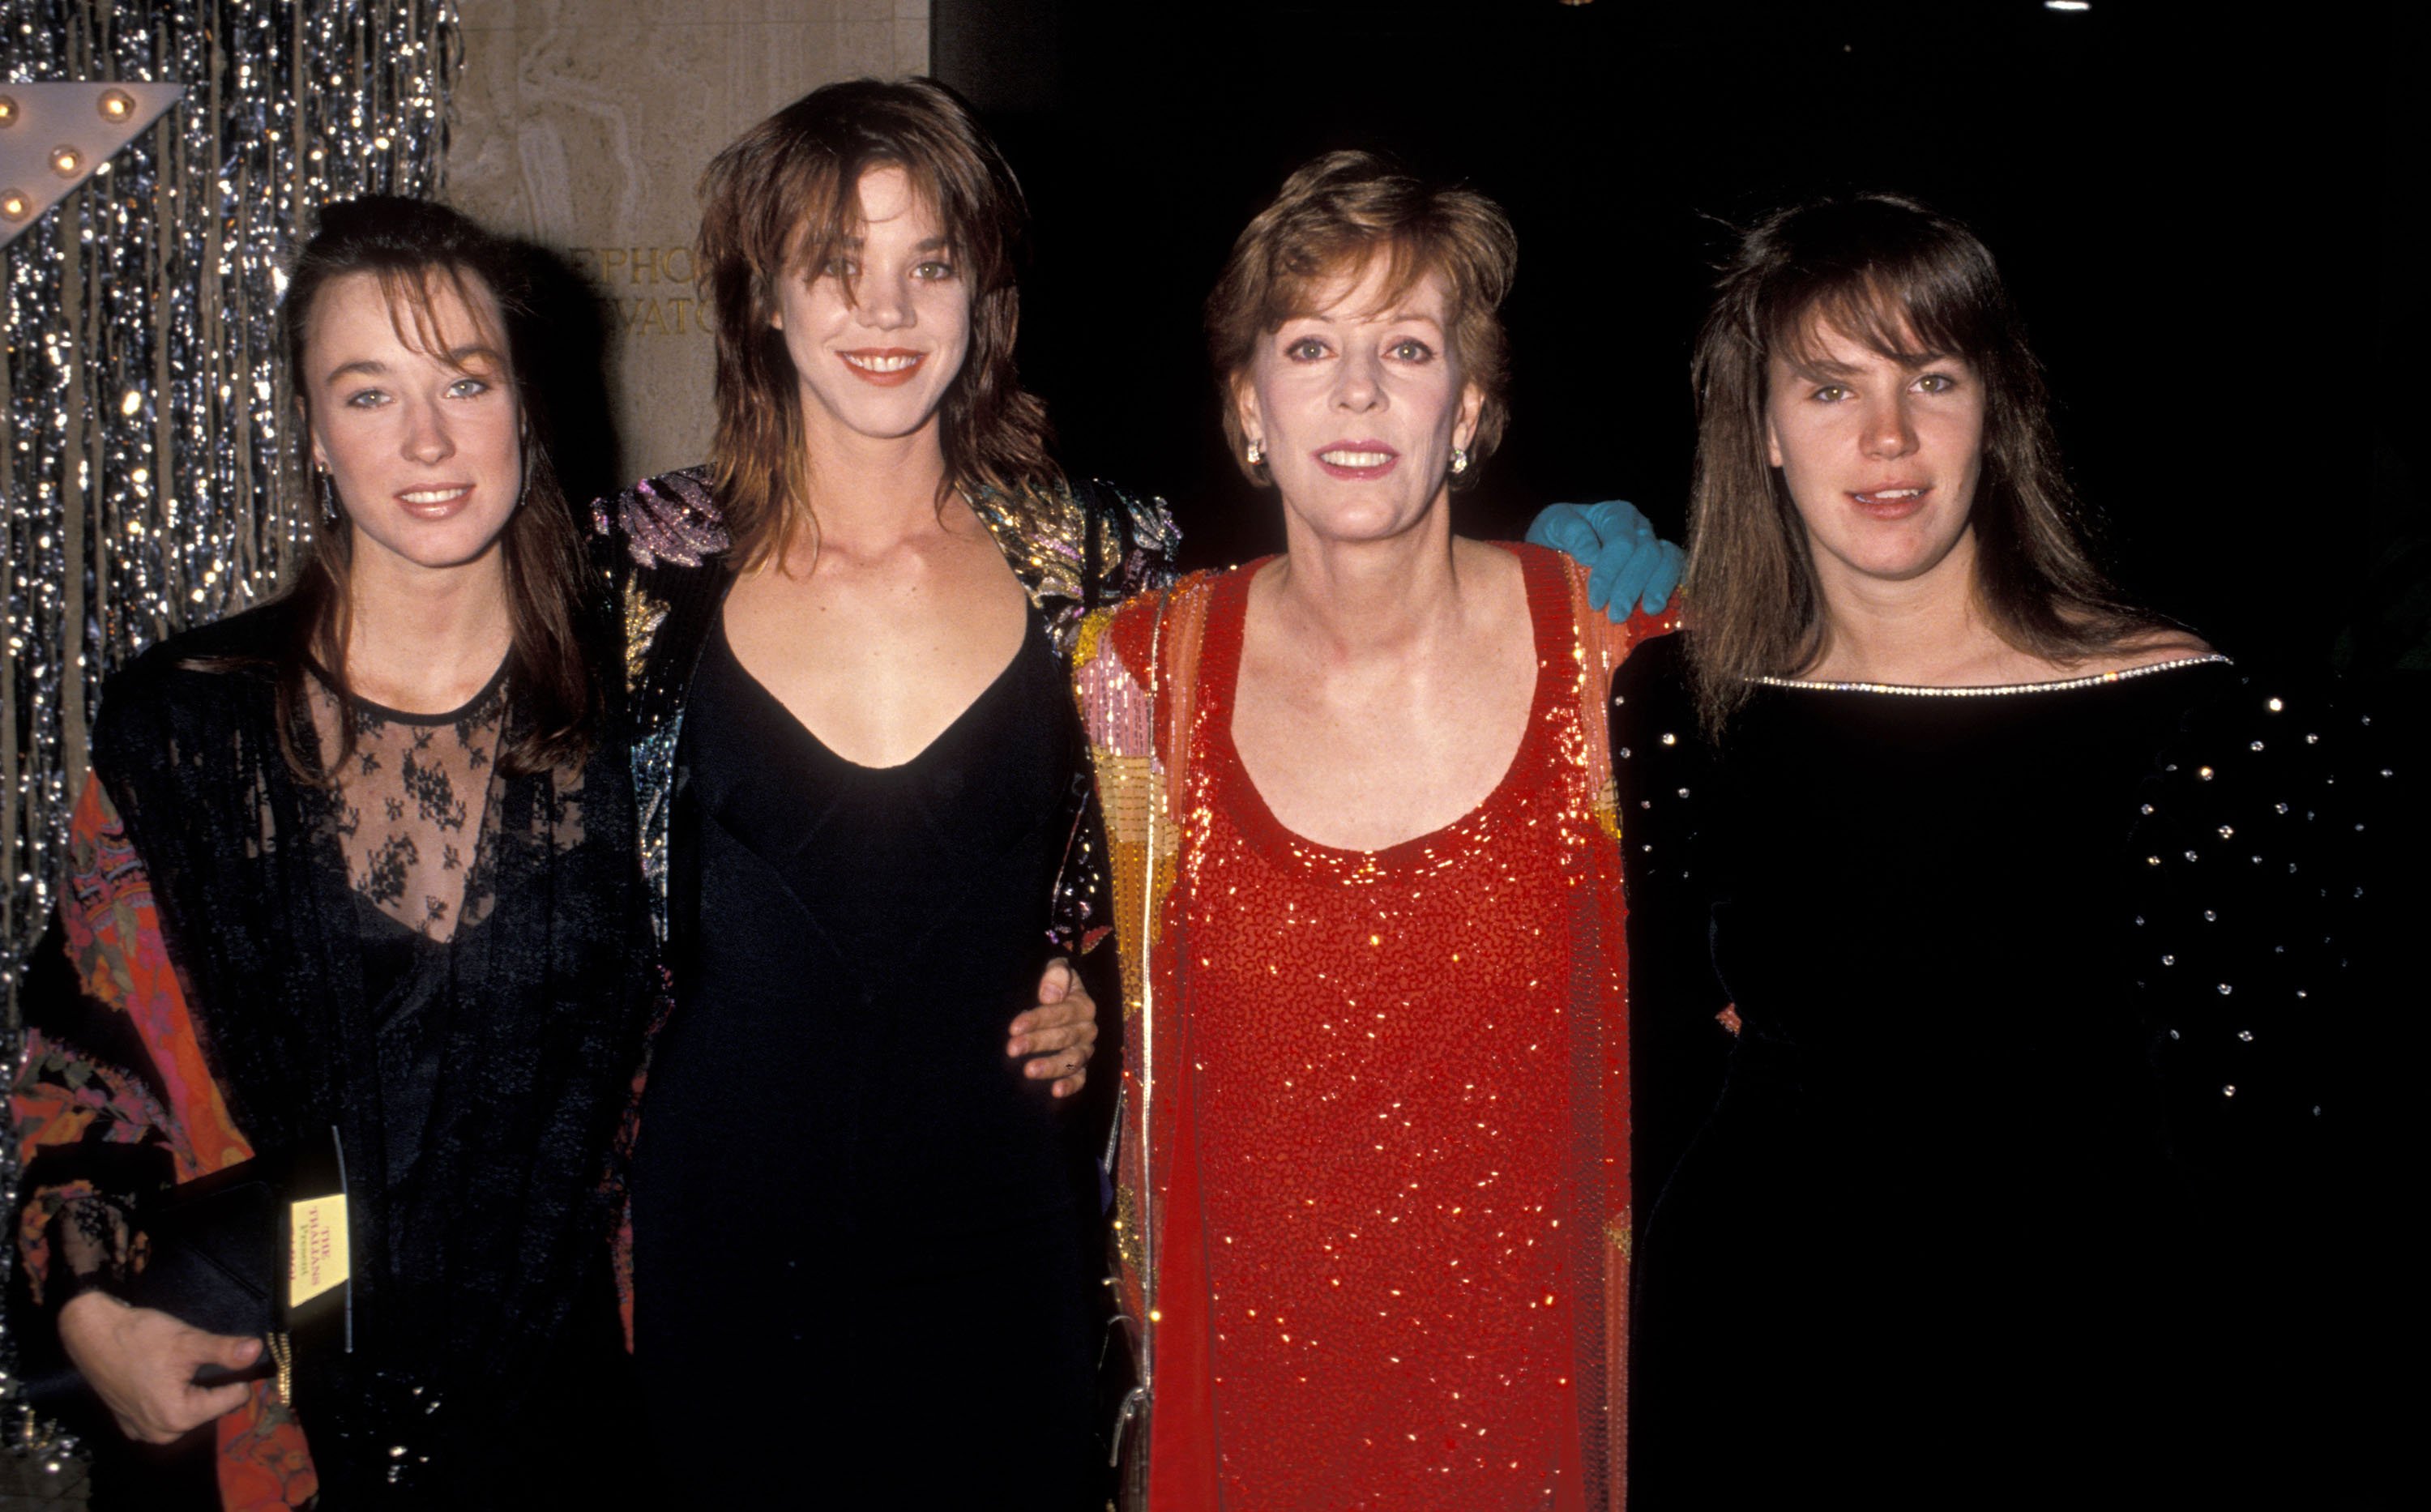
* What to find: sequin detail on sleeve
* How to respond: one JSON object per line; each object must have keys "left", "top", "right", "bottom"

{"left": 970, "top": 477, "right": 1182, "bottom": 656}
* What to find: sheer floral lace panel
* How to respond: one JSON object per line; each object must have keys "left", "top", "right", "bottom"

{"left": 308, "top": 665, "right": 507, "bottom": 942}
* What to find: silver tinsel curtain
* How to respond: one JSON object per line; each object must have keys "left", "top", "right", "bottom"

{"left": 1, "top": 0, "right": 458, "bottom": 1466}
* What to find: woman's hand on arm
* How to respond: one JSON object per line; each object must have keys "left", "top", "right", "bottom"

{"left": 58, "top": 1291, "right": 260, "bottom": 1444}
{"left": 1006, "top": 958, "right": 1098, "bottom": 1100}
{"left": 1524, "top": 501, "right": 1684, "bottom": 623}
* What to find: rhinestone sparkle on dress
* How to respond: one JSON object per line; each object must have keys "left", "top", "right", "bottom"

{"left": 1749, "top": 654, "right": 2230, "bottom": 697}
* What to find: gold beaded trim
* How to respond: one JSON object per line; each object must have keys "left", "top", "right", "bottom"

{"left": 1751, "top": 653, "right": 2231, "bottom": 698}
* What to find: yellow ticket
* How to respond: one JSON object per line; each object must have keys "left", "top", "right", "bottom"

{"left": 289, "top": 1195, "right": 350, "bottom": 1308}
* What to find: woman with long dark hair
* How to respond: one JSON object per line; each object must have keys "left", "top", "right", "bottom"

{"left": 10, "top": 197, "right": 655, "bottom": 1507}
{"left": 1604, "top": 194, "right": 2408, "bottom": 1507}
{"left": 603, "top": 78, "right": 1162, "bottom": 1506}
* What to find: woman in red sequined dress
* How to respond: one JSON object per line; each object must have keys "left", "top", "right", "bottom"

{"left": 1073, "top": 153, "right": 1672, "bottom": 1511}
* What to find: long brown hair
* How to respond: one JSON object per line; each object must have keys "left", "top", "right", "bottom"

{"left": 267, "top": 195, "right": 594, "bottom": 779}
{"left": 1204, "top": 150, "right": 1517, "bottom": 489}
{"left": 697, "top": 76, "right": 1058, "bottom": 570}
{"left": 1681, "top": 193, "right": 2163, "bottom": 733}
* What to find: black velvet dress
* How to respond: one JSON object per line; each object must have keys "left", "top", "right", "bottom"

{"left": 631, "top": 604, "right": 1102, "bottom": 1507}
{"left": 1617, "top": 634, "right": 2416, "bottom": 1510}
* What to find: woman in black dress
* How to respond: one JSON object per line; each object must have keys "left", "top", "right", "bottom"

{"left": 10, "top": 199, "right": 655, "bottom": 1507}
{"left": 1613, "top": 196, "right": 2412, "bottom": 1507}
{"left": 608, "top": 79, "right": 1169, "bottom": 1506}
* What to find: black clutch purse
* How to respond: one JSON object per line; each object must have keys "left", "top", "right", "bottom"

{"left": 121, "top": 1125, "right": 352, "bottom": 1399}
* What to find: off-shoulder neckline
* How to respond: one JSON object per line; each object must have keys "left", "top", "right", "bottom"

{"left": 1750, "top": 653, "right": 2232, "bottom": 699}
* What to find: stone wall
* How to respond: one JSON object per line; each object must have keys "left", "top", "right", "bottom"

{"left": 446, "top": 0, "right": 931, "bottom": 484}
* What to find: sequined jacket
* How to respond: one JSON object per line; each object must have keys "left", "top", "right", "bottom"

{"left": 590, "top": 465, "right": 1180, "bottom": 943}
{"left": 588, "top": 467, "right": 1179, "bottom": 1328}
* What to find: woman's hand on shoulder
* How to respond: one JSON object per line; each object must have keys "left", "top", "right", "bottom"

{"left": 1525, "top": 501, "right": 1685, "bottom": 622}
{"left": 58, "top": 1291, "right": 260, "bottom": 1444}
{"left": 1007, "top": 957, "right": 1096, "bottom": 1098}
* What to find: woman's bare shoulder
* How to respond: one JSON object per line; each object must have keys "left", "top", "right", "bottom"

{"left": 2101, "top": 628, "right": 2217, "bottom": 670}
{"left": 1951, "top": 625, "right": 2217, "bottom": 686}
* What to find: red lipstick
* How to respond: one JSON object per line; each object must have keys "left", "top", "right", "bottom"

{"left": 837, "top": 348, "right": 926, "bottom": 387}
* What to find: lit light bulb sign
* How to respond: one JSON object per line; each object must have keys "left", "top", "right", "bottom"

{"left": 0, "top": 81, "right": 184, "bottom": 248}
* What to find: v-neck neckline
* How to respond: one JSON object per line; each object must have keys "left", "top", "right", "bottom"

{"left": 709, "top": 599, "right": 1044, "bottom": 775}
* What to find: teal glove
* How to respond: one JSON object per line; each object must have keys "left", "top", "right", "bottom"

{"left": 1524, "top": 501, "right": 1683, "bottom": 621}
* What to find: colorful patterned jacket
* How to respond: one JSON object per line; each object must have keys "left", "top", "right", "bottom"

{"left": 10, "top": 777, "right": 316, "bottom": 1509}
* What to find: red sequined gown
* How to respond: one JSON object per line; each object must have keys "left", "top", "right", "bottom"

{"left": 1173, "top": 546, "right": 1630, "bottom": 1510}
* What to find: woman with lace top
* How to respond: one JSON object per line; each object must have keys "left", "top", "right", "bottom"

{"left": 6, "top": 199, "right": 657, "bottom": 1508}
{"left": 1609, "top": 194, "right": 2410, "bottom": 1507}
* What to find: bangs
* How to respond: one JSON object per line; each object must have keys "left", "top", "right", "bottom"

{"left": 1776, "top": 276, "right": 1946, "bottom": 370}
{"left": 1205, "top": 150, "right": 1518, "bottom": 485}
{"left": 780, "top": 156, "right": 933, "bottom": 275}
{"left": 772, "top": 152, "right": 995, "bottom": 308}
{"left": 774, "top": 163, "right": 854, "bottom": 287}
{"left": 1263, "top": 235, "right": 1449, "bottom": 330}
{"left": 1762, "top": 217, "right": 2006, "bottom": 376}
{"left": 699, "top": 76, "right": 1053, "bottom": 568}
{"left": 371, "top": 261, "right": 508, "bottom": 373}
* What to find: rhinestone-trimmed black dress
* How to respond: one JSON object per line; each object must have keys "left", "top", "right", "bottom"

{"left": 1617, "top": 634, "right": 2415, "bottom": 1509}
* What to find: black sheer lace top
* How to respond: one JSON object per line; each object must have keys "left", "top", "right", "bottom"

{"left": 20, "top": 598, "right": 656, "bottom": 1494}
{"left": 307, "top": 661, "right": 509, "bottom": 1275}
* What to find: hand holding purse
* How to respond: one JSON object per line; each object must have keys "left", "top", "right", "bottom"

{"left": 122, "top": 1125, "right": 352, "bottom": 1401}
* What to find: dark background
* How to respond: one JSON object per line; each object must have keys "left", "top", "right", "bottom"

{"left": 934, "top": 0, "right": 2426, "bottom": 674}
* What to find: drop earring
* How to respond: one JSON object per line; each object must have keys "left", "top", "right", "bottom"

{"left": 1449, "top": 447, "right": 1471, "bottom": 476}
{"left": 1245, "top": 439, "right": 1265, "bottom": 468}
{"left": 315, "top": 468, "right": 341, "bottom": 525}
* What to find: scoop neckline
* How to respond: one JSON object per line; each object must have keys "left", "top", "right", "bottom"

{"left": 1200, "top": 542, "right": 1566, "bottom": 872}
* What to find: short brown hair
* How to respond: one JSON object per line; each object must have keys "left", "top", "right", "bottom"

{"left": 697, "top": 77, "right": 1057, "bottom": 568}
{"left": 1681, "top": 193, "right": 2163, "bottom": 731}
{"left": 1205, "top": 151, "right": 1517, "bottom": 488}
